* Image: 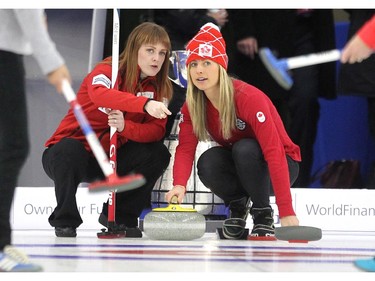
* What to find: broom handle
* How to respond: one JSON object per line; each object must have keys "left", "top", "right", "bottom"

{"left": 61, "top": 79, "right": 113, "bottom": 177}
{"left": 107, "top": 8, "right": 120, "bottom": 225}
{"left": 287, "top": 49, "right": 341, "bottom": 69}
{"left": 109, "top": 8, "right": 120, "bottom": 171}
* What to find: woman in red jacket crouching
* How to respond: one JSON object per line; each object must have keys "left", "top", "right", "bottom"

{"left": 42, "top": 22, "right": 173, "bottom": 238}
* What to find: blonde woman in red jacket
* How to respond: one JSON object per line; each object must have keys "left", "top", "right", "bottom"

{"left": 166, "top": 23, "right": 301, "bottom": 240}
{"left": 42, "top": 22, "right": 173, "bottom": 238}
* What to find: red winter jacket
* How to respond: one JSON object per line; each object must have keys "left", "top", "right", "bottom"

{"left": 45, "top": 61, "right": 167, "bottom": 153}
{"left": 358, "top": 15, "right": 375, "bottom": 50}
{"left": 173, "top": 79, "right": 301, "bottom": 217}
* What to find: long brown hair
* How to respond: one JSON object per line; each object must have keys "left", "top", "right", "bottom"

{"left": 104, "top": 22, "right": 173, "bottom": 102}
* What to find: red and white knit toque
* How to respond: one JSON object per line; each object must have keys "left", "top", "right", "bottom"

{"left": 185, "top": 22, "right": 228, "bottom": 70}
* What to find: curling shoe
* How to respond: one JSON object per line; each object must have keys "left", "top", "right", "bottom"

{"left": 250, "top": 206, "right": 275, "bottom": 238}
{"left": 55, "top": 226, "right": 77, "bottom": 237}
{"left": 222, "top": 197, "right": 251, "bottom": 239}
{"left": 99, "top": 213, "right": 142, "bottom": 238}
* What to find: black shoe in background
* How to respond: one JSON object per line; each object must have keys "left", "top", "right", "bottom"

{"left": 55, "top": 226, "right": 77, "bottom": 237}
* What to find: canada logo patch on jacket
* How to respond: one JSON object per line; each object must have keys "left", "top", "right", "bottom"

{"left": 236, "top": 118, "right": 246, "bottom": 130}
{"left": 256, "top": 111, "right": 266, "bottom": 123}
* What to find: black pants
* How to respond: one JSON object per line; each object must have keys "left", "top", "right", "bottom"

{"left": 287, "top": 17, "right": 320, "bottom": 187}
{"left": 42, "top": 138, "right": 170, "bottom": 228}
{"left": 164, "top": 82, "right": 186, "bottom": 139}
{"left": 0, "top": 51, "right": 29, "bottom": 250}
{"left": 197, "top": 139, "right": 299, "bottom": 208}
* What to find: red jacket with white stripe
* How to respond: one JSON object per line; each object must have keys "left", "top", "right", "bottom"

{"left": 45, "top": 61, "right": 167, "bottom": 153}
{"left": 173, "top": 79, "right": 301, "bottom": 217}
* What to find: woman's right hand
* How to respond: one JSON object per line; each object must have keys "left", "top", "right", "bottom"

{"left": 144, "top": 100, "right": 171, "bottom": 119}
{"left": 165, "top": 185, "right": 186, "bottom": 204}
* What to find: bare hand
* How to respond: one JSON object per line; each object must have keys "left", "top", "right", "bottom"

{"left": 341, "top": 34, "right": 373, "bottom": 64}
{"left": 280, "top": 215, "right": 299, "bottom": 227}
{"left": 237, "top": 37, "right": 258, "bottom": 59}
{"left": 47, "top": 64, "right": 72, "bottom": 93}
{"left": 108, "top": 109, "right": 125, "bottom": 132}
{"left": 144, "top": 100, "right": 171, "bottom": 119}
{"left": 207, "top": 9, "right": 228, "bottom": 28}
{"left": 165, "top": 185, "right": 186, "bottom": 204}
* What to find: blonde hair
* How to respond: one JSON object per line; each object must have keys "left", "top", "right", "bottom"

{"left": 103, "top": 22, "right": 173, "bottom": 102}
{"left": 186, "top": 65, "right": 236, "bottom": 141}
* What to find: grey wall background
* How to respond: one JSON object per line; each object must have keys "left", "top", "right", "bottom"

{"left": 19, "top": 9, "right": 94, "bottom": 186}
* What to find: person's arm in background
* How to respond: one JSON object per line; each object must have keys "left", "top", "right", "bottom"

{"left": 206, "top": 9, "right": 228, "bottom": 29}
{"left": 14, "top": 9, "right": 71, "bottom": 92}
{"left": 341, "top": 15, "right": 375, "bottom": 64}
{"left": 228, "top": 10, "right": 258, "bottom": 59}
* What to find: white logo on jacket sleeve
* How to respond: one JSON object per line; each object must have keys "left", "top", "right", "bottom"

{"left": 256, "top": 111, "right": 266, "bottom": 123}
{"left": 92, "top": 74, "right": 111, "bottom": 88}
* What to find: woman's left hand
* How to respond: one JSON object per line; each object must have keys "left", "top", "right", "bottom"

{"left": 108, "top": 109, "right": 125, "bottom": 132}
{"left": 280, "top": 215, "right": 299, "bottom": 227}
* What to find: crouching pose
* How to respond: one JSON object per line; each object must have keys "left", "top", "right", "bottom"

{"left": 166, "top": 23, "right": 301, "bottom": 239}
{"left": 42, "top": 22, "right": 173, "bottom": 237}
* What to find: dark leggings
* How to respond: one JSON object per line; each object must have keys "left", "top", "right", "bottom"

{"left": 197, "top": 139, "right": 299, "bottom": 208}
{"left": 42, "top": 138, "right": 170, "bottom": 228}
{"left": 0, "top": 51, "right": 28, "bottom": 250}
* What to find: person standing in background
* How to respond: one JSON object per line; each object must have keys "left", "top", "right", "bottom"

{"left": 225, "top": 9, "right": 337, "bottom": 187}
{"left": 339, "top": 13, "right": 375, "bottom": 273}
{"left": 0, "top": 9, "right": 71, "bottom": 272}
{"left": 339, "top": 10, "right": 375, "bottom": 188}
